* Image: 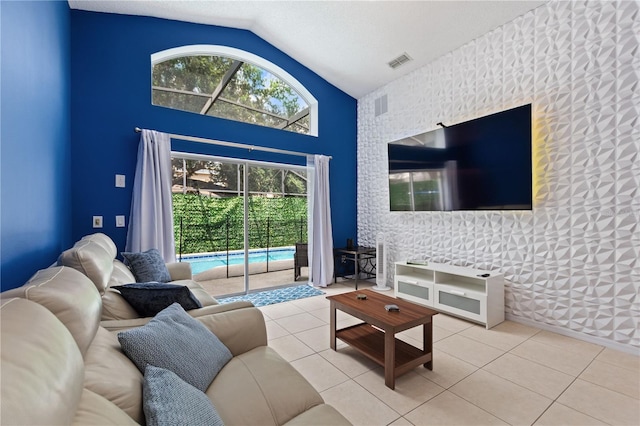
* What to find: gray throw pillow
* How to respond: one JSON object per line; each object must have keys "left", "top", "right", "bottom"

{"left": 143, "top": 365, "right": 224, "bottom": 426}
{"left": 121, "top": 249, "right": 172, "bottom": 282}
{"left": 112, "top": 282, "right": 202, "bottom": 317}
{"left": 118, "top": 303, "right": 232, "bottom": 391}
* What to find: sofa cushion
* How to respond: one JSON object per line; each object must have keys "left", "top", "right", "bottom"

{"left": 113, "top": 282, "right": 202, "bottom": 317}
{"left": 118, "top": 303, "right": 232, "bottom": 392}
{"left": 58, "top": 239, "right": 115, "bottom": 294}
{"left": 0, "top": 266, "right": 102, "bottom": 357}
{"left": 122, "top": 249, "right": 171, "bottom": 283}
{"left": 143, "top": 365, "right": 224, "bottom": 426}
{"left": 207, "top": 346, "right": 324, "bottom": 425}
{"left": 109, "top": 259, "right": 138, "bottom": 287}
{"left": 101, "top": 288, "right": 142, "bottom": 321}
{"left": 83, "top": 327, "right": 145, "bottom": 424}
{"left": 73, "top": 389, "right": 138, "bottom": 425}
{"left": 0, "top": 298, "right": 84, "bottom": 426}
{"left": 81, "top": 232, "right": 118, "bottom": 259}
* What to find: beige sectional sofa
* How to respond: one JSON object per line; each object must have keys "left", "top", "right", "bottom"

{"left": 49, "top": 232, "right": 235, "bottom": 321}
{"left": 1, "top": 265, "right": 350, "bottom": 425}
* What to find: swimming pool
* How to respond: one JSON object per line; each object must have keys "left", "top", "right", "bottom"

{"left": 182, "top": 247, "right": 295, "bottom": 275}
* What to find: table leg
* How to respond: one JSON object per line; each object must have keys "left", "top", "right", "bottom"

{"left": 423, "top": 319, "right": 433, "bottom": 370}
{"left": 354, "top": 254, "right": 359, "bottom": 290}
{"left": 384, "top": 329, "right": 395, "bottom": 389}
{"left": 330, "top": 301, "right": 336, "bottom": 350}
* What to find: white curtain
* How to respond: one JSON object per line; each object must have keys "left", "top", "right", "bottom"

{"left": 307, "top": 155, "right": 334, "bottom": 287}
{"left": 125, "top": 130, "right": 176, "bottom": 262}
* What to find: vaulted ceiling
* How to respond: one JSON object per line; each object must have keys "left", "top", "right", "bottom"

{"left": 68, "top": 1, "right": 547, "bottom": 98}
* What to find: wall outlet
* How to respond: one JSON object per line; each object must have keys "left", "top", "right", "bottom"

{"left": 93, "top": 216, "right": 103, "bottom": 228}
{"left": 115, "top": 174, "right": 126, "bottom": 188}
{"left": 116, "top": 215, "right": 125, "bottom": 227}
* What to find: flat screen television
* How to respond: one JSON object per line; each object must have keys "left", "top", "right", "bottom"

{"left": 388, "top": 104, "right": 532, "bottom": 211}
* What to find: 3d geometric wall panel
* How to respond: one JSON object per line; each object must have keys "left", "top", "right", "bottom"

{"left": 357, "top": 0, "right": 639, "bottom": 350}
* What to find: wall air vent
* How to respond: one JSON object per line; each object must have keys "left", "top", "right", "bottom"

{"left": 388, "top": 53, "right": 412, "bottom": 69}
{"left": 375, "top": 94, "right": 388, "bottom": 117}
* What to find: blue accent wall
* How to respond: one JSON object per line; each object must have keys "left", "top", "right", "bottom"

{"left": 1, "top": 1, "right": 71, "bottom": 291}
{"left": 70, "top": 11, "right": 357, "bottom": 255}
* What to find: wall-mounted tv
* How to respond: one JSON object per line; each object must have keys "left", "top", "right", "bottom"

{"left": 388, "top": 104, "right": 532, "bottom": 211}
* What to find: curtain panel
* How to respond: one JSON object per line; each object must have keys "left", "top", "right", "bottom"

{"left": 125, "top": 130, "right": 176, "bottom": 262}
{"left": 307, "top": 155, "right": 334, "bottom": 287}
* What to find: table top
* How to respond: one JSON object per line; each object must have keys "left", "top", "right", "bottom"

{"left": 334, "top": 246, "right": 376, "bottom": 255}
{"left": 327, "top": 289, "right": 438, "bottom": 329}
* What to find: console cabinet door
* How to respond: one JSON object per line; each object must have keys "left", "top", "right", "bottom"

{"left": 395, "top": 275, "right": 434, "bottom": 307}
{"left": 434, "top": 283, "right": 486, "bottom": 323}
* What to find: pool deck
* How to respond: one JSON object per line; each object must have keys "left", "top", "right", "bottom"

{"left": 193, "top": 260, "right": 308, "bottom": 297}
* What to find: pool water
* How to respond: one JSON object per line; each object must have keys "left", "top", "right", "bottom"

{"left": 182, "top": 247, "right": 295, "bottom": 275}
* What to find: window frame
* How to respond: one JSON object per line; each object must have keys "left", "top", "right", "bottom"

{"left": 151, "top": 45, "right": 319, "bottom": 137}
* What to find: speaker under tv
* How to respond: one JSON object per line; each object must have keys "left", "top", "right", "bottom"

{"left": 388, "top": 104, "right": 532, "bottom": 211}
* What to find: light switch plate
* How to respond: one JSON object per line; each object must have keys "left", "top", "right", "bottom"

{"left": 116, "top": 215, "right": 125, "bottom": 227}
{"left": 115, "top": 174, "right": 126, "bottom": 188}
{"left": 93, "top": 216, "right": 103, "bottom": 228}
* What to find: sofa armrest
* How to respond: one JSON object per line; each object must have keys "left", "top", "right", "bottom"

{"left": 189, "top": 301, "right": 254, "bottom": 315}
{"left": 197, "top": 307, "right": 268, "bottom": 356}
{"left": 99, "top": 301, "right": 255, "bottom": 332}
{"left": 166, "top": 262, "right": 192, "bottom": 280}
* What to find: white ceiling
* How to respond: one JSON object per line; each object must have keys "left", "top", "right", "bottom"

{"left": 68, "top": 0, "right": 547, "bottom": 98}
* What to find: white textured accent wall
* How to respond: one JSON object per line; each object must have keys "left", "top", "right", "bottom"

{"left": 357, "top": 1, "right": 639, "bottom": 350}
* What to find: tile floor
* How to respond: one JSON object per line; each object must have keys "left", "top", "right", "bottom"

{"left": 260, "top": 281, "right": 640, "bottom": 426}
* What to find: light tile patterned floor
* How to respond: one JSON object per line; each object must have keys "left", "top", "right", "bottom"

{"left": 261, "top": 280, "right": 640, "bottom": 426}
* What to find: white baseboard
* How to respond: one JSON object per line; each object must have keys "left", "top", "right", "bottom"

{"left": 506, "top": 313, "right": 640, "bottom": 357}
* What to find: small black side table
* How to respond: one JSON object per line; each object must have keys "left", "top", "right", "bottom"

{"left": 334, "top": 246, "right": 376, "bottom": 290}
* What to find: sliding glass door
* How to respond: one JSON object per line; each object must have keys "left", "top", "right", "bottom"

{"left": 172, "top": 153, "right": 307, "bottom": 298}
{"left": 246, "top": 164, "right": 308, "bottom": 292}
{"left": 172, "top": 157, "right": 245, "bottom": 296}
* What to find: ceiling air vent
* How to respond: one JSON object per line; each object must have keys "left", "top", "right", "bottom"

{"left": 388, "top": 53, "right": 412, "bottom": 69}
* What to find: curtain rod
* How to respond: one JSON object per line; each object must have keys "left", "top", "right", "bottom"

{"left": 134, "top": 127, "right": 331, "bottom": 159}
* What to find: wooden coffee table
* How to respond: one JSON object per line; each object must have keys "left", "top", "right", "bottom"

{"left": 327, "top": 289, "right": 438, "bottom": 389}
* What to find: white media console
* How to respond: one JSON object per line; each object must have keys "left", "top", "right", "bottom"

{"left": 394, "top": 261, "right": 504, "bottom": 329}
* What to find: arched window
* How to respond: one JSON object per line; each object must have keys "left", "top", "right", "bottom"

{"left": 151, "top": 45, "right": 318, "bottom": 136}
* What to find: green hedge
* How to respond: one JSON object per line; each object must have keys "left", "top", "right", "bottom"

{"left": 173, "top": 193, "right": 307, "bottom": 254}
